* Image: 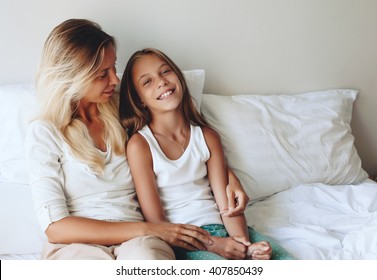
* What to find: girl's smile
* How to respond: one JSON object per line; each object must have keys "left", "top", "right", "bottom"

{"left": 132, "top": 53, "right": 183, "bottom": 111}
{"left": 157, "top": 88, "right": 175, "bottom": 100}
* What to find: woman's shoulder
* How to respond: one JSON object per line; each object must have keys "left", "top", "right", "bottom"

{"left": 28, "top": 119, "right": 54, "bottom": 130}
{"left": 26, "top": 119, "right": 63, "bottom": 147}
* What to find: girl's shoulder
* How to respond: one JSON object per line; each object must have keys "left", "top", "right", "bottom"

{"left": 126, "top": 130, "right": 150, "bottom": 154}
{"left": 201, "top": 126, "right": 220, "bottom": 139}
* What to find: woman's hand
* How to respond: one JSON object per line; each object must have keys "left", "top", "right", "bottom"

{"left": 222, "top": 168, "right": 249, "bottom": 217}
{"left": 150, "top": 222, "right": 213, "bottom": 251}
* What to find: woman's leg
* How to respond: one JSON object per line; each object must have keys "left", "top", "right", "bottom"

{"left": 115, "top": 235, "right": 175, "bottom": 260}
{"left": 41, "top": 241, "right": 114, "bottom": 260}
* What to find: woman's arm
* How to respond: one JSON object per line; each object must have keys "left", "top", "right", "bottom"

{"left": 26, "top": 122, "right": 211, "bottom": 250}
{"left": 202, "top": 127, "right": 250, "bottom": 242}
{"left": 126, "top": 133, "right": 212, "bottom": 251}
{"left": 224, "top": 167, "right": 249, "bottom": 217}
{"left": 206, "top": 132, "right": 271, "bottom": 260}
{"left": 45, "top": 216, "right": 211, "bottom": 251}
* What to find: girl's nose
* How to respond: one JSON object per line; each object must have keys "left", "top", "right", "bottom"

{"left": 157, "top": 77, "right": 168, "bottom": 88}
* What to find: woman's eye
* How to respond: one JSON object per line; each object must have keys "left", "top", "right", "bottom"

{"left": 162, "top": 69, "right": 171, "bottom": 75}
{"left": 98, "top": 71, "right": 108, "bottom": 79}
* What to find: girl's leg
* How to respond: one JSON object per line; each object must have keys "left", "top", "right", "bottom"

{"left": 174, "top": 247, "right": 225, "bottom": 260}
{"left": 115, "top": 235, "right": 175, "bottom": 260}
{"left": 248, "top": 227, "right": 295, "bottom": 260}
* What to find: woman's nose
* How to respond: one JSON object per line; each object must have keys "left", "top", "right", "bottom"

{"left": 109, "top": 68, "right": 120, "bottom": 85}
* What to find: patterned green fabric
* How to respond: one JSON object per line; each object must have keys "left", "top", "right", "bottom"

{"left": 174, "top": 224, "right": 294, "bottom": 260}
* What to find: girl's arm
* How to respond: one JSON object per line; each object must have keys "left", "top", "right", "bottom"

{"left": 202, "top": 127, "right": 250, "bottom": 241}
{"left": 126, "top": 133, "right": 212, "bottom": 251}
{"left": 126, "top": 133, "right": 166, "bottom": 223}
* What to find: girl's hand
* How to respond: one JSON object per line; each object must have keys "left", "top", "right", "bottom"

{"left": 151, "top": 222, "right": 213, "bottom": 251}
{"left": 206, "top": 236, "right": 248, "bottom": 260}
{"left": 246, "top": 241, "right": 272, "bottom": 260}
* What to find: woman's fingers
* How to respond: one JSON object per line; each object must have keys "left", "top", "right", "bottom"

{"left": 223, "top": 187, "right": 249, "bottom": 217}
{"left": 178, "top": 224, "right": 213, "bottom": 249}
{"left": 156, "top": 223, "right": 213, "bottom": 251}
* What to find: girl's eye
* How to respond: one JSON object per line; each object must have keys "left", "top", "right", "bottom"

{"left": 142, "top": 79, "right": 151, "bottom": 86}
{"left": 161, "top": 69, "right": 171, "bottom": 75}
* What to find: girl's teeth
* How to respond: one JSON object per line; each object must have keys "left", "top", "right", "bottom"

{"left": 158, "top": 90, "right": 172, "bottom": 100}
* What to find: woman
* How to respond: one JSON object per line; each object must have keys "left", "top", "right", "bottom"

{"left": 25, "top": 18, "right": 248, "bottom": 260}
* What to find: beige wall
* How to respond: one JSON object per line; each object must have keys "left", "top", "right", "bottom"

{"left": 1, "top": 0, "right": 376, "bottom": 176}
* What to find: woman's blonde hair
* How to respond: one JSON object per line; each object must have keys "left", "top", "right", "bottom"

{"left": 36, "top": 19, "right": 126, "bottom": 174}
{"left": 119, "top": 48, "right": 208, "bottom": 136}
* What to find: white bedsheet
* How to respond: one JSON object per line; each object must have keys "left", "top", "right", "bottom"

{"left": 0, "top": 182, "right": 45, "bottom": 259}
{"left": 245, "top": 178, "right": 377, "bottom": 259}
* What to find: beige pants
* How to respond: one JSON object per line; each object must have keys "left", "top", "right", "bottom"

{"left": 42, "top": 235, "right": 175, "bottom": 260}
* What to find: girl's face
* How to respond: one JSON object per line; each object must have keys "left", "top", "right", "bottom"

{"left": 131, "top": 54, "right": 183, "bottom": 114}
{"left": 80, "top": 44, "right": 119, "bottom": 106}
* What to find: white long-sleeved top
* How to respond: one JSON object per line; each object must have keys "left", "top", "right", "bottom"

{"left": 25, "top": 120, "right": 143, "bottom": 232}
{"left": 138, "top": 125, "right": 223, "bottom": 227}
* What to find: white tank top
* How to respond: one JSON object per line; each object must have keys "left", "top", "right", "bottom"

{"left": 138, "top": 125, "right": 223, "bottom": 227}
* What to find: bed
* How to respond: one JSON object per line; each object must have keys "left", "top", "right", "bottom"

{"left": 1, "top": 70, "right": 376, "bottom": 260}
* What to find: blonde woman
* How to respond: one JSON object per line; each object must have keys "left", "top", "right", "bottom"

{"left": 26, "top": 19, "right": 248, "bottom": 260}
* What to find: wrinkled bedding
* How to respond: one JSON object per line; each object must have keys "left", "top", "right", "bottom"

{"left": 245, "top": 178, "right": 377, "bottom": 259}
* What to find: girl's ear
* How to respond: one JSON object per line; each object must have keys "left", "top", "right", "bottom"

{"left": 139, "top": 98, "right": 146, "bottom": 108}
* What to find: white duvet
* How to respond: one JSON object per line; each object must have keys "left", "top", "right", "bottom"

{"left": 245, "top": 178, "right": 377, "bottom": 259}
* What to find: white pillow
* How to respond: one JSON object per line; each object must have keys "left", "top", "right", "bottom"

{"left": 182, "top": 69, "right": 205, "bottom": 108}
{"left": 0, "top": 84, "right": 38, "bottom": 184}
{"left": 0, "top": 70, "right": 204, "bottom": 184}
{"left": 201, "top": 90, "right": 368, "bottom": 202}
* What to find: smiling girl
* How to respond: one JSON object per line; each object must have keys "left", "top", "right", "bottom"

{"left": 120, "top": 48, "right": 293, "bottom": 260}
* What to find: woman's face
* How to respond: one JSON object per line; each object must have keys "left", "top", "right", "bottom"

{"left": 80, "top": 44, "right": 119, "bottom": 106}
{"left": 131, "top": 53, "right": 183, "bottom": 114}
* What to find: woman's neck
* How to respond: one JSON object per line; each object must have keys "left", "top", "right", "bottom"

{"left": 77, "top": 102, "right": 100, "bottom": 124}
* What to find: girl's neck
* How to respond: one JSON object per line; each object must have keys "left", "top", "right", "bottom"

{"left": 149, "top": 112, "right": 187, "bottom": 134}
{"left": 149, "top": 113, "right": 190, "bottom": 158}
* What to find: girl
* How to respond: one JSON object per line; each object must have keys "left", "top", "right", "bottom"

{"left": 120, "top": 48, "right": 293, "bottom": 260}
